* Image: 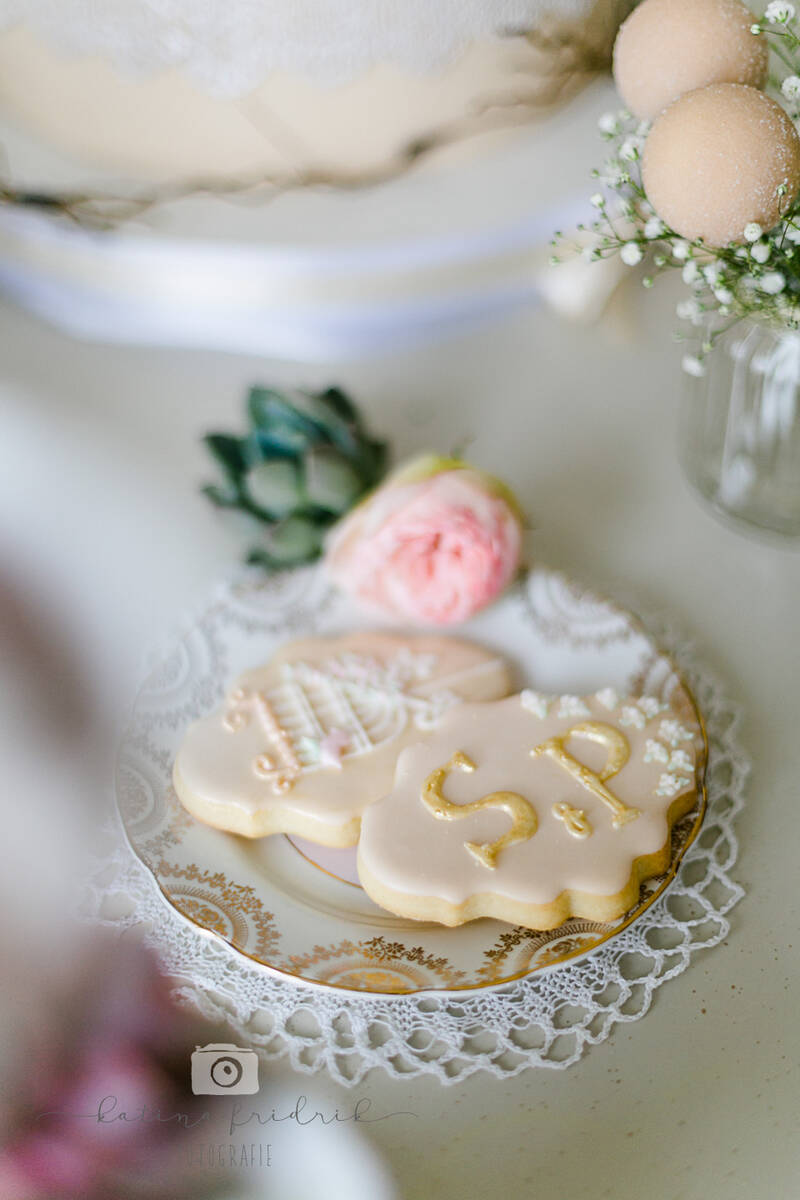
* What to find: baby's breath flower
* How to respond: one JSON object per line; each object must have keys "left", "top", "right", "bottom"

{"left": 760, "top": 271, "right": 786, "bottom": 293}
{"left": 590, "top": 192, "right": 605, "bottom": 209}
{"left": 714, "top": 286, "right": 734, "bottom": 305}
{"left": 765, "top": 2, "right": 795, "bottom": 22}
{"left": 620, "top": 242, "right": 644, "bottom": 266}
{"left": 644, "top": 217, "right": 665, "bottom": 238}
{"left": 682, "top": 260, "right": 701, "bottom": 284}
{"left": 619, "top": 137, "right": 642, "bottom": 162}
{"left": 703, "top": 263, "right": 723, "bottom": 285}
{"left": 676, "top": 298, "right": 703, "bottom": 324}
{"left": 581, "top": 245, "right": 601, "bottom": 262}
{"left": 672, "top": 240, "right": 690, "bottom": 261}
{"left": 785, "top": 223, "right": 800, "bottom": 243}
{"left": 743, "top": 222, "right": 763, "bottom": 242}
{"left": 750, "top": 240, "right": 771, "bottom": 263}
{"left": 751, "top": 22, "right": 762, "bottom": 33}
{"left": 597, "top": 112, "right": 618, "bottom": 135}
{"left": 782, "top": 74, "right": 800, "bottom": 100}
{"left": 682, "top": 355, "right": 706, "bottom": 378}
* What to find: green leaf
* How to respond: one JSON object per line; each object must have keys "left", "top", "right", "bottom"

{"left": 248, "top": 387, "right": 323, "bottom": 441}
{"left": 303, "top": 446, "right": 364, "bottom": 513}
{"left": 245, "top": 459, "right": 302, "bottom": 517}
{"left": 203, "top": 434, "right": 247, "bottom": 483}
{"left": 319, "top": 386, "right": 358, "bottom": 423}
{"left": 258, "top": 514, "right": 327, "bottom": 566}
{"left": 201, "top": 483, "right": 239, "bottom": 508}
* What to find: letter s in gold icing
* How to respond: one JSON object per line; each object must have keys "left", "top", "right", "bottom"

{"left": 421, "top": 751, "right": 539, "bottom": 870}
{"left": 530, "top": 720, "right": 639, "bottom": 829}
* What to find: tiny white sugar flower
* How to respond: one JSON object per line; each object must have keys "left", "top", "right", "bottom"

{"left": 658, "top": 719, "right": 694, "bottom": 746}
{"left": 682, "top": 260, "right": 700, "bottom": 284}
{"left": 521, "top": 689, "right": 550, "bottom": 719}
{"left": 644, "top": 739, "right": 670, "bottom": 764}
{"left": 595, "top": 687, "right": 619, "bottom": 711}
{"left": 760, "top": 271, "right": 786, "bottom": 293}
{"left": 655, "top": 772, "right": 690, "bottom": 798}
{"left": 714, "top": 286, "right": 734, "bottom": 304}
{"left": 598, "top": 111, "right": 618, "bottom": 134}
{"left": 682, "top": 354, "right": 706, "bottom": 377}
{"left": 644, "top": 217, "right": 665, "bottom": 238}
{"left": 620, "top": 705, "right": 646, "bottom": 729}
{"left": 750, "top": 240, "right": 771, "bottom": 263}
{"left": 638, "top": 696, "right": 666, "bottom": 719}
{"left": 621, "top": 241, "right": 643, "bottom": 265}
{"left": 766, "top": 1, "right": 795, "bottom": 22}
{"left": 668, "top": 749, "right": 694, "bottom": 773}
{"left": 782, "top": 74, "right": 800, "bottom": 100}
{"left": 743, "top": 221, "right": 763, "bottom": 242}
{"left": 672, "top": 240, "right": 690, "bottom": 261}
{"left": 590, "top": 192, "right": 605, "bottom": 208}
{"left": 557, "top": 695, "right": 591, "bottom": 719}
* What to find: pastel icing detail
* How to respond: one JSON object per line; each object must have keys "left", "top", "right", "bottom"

{"left": 556, "top": 695, "right": 591, "bottom": 719}
{"left": 619, "top": 705, "right": 646, "bottom": 729}
{"left": 655, "top": 772, "right": 692, "bottom": 797}
{"left": 173, "top": 632, "right": 512, "bottom": 842}
{"left": 357, "top": 690, "right": 702, "bottom": 921}
{"left": 595, "top": 687, "right": 620, "bottom": 711}
{"left": 658, "top": 719, "right": 695, "bottom": 746}
{"left": 520, "top": 689, "right": 550, "bottom": 718}
{"left": 644, "top": 739, "right": 670, "bottom": 764}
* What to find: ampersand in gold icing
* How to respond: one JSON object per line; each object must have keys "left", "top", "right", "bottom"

{"left": 421, "top": 751, "right": 539, "bottom": 870}
{"left": 552, "top": 801, "right": 593, "bottom": 839}
{"left": 530, "top": 720, "right": 639, "bottom": 829}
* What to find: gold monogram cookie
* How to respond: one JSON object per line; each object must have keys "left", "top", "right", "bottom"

{"left": 173, "top": 633, "right": 511, "bottom": 845}
{"left": 357, "top": 688, "right": 703, "bottom": 929}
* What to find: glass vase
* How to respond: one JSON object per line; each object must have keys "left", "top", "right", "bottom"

{"left": 680, "top": 319, "right": 800, "bottom": 538}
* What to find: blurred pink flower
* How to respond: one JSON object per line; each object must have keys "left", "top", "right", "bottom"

{"left": 324, "top": 455, "right": 524, "bottom": 625}
{"left": 0, "top": 937, "right": 220, "bottom": 1200}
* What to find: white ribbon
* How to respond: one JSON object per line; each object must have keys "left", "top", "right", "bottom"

{"left": 0, "top": 196, "right": 597, "bottom": 360}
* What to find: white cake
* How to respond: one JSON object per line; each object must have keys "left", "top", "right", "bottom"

{"left": 0, "top": 0, "right": 632, "bottom": 182}
{"left": 0, "top": 0, "right": 630, "bottom": 357}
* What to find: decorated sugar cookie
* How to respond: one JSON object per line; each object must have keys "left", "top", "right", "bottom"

{"left": 357, "top": 689, "right": 703, "bottom": 929}
{"left": 173, "top": 633, "right": 511, "bottom": 845}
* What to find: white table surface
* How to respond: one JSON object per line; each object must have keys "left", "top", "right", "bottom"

{"left": 1, "top": 271, "right": 799, "bottom": 1200}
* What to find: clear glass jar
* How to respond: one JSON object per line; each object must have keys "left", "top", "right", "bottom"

{"left": 680, "top": 319, "right": 800, "bottom": 538}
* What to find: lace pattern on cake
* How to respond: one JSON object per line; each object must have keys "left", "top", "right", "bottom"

{"left": 0, "top": 0, "right": 602, "bottom": 93}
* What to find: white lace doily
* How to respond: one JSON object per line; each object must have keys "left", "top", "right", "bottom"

{"left": 0, "top": 0, "right": 596, "bottom": 92}
{"left": 85, "top": 574, "right": 747, "bottom": 1087}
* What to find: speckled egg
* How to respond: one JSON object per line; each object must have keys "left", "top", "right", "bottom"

{"left": 613, "top": 0, "right": 768, "bottom": 121}
{"left": 642, "top": 83, "right": 800, "bottom": 247}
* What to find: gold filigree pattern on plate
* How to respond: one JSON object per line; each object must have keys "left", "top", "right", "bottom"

{"left": 156, "top": 861, "right": 281, "bottom": 961}
{"left": 278, "top": 936, "right": 466, "bottom": 992}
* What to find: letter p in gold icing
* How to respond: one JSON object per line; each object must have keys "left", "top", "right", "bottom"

{"left": 531, "top": 720, "right": 640, "bottom": 829}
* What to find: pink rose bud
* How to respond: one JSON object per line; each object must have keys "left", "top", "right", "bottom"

{"left": 324, "top": 455, "right": 525, "bottom": 625}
